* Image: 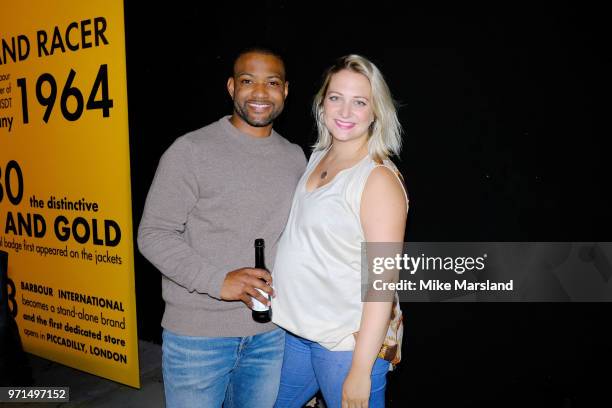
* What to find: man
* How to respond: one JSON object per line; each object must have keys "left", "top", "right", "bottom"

{"left": 137, "top": 48, "right": 306, "bottom": 407}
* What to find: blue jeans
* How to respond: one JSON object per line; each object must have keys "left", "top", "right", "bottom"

{"left": 274, "top": 332, "right": 389, "bottom": 408}
{"left": 162, "top": 328, "right": 285, "bottom": 408}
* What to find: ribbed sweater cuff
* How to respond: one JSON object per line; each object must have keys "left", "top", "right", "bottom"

{"left": 205, "top": 269, "right": 228, "bottom": 300}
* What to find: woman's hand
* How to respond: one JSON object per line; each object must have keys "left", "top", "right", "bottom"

{"left": 342, "top": 368, "right": 371, "bottom": 408}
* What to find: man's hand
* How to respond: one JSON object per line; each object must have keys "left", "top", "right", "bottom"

{"left": 220, "top": 267, "right": 274, "bottom": 309}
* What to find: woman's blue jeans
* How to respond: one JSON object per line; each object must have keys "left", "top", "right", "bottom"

{"left": 274, "top": 331, "right": 389, "bottom": 408}
{"left": 162, "top": 328, "right": 285, "bottom": 408}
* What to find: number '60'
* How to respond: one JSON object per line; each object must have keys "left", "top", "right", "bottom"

{"left": 0, "top": 160, "right": 24, "bottom": 205}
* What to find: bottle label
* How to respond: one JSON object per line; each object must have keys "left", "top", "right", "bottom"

{"left": 251, "top": 288, "right": 270, "bottom": 312}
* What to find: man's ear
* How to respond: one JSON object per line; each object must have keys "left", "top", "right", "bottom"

{"left": 284, "top": 80, "right": 289, "bottom": 98}
{"left": 227, "top": 77, "right": 235, "bottom": 99}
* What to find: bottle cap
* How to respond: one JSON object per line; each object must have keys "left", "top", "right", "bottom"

{"left": 255, "top": 238, "right": 265, "bottom": 248}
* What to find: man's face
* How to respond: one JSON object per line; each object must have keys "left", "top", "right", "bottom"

{"left": 227, "top": 52, "right": 288, "bottom": 128}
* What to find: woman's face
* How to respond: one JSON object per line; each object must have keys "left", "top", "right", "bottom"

{"left": 323, "top": 69, "right": 374, "bottom": 144}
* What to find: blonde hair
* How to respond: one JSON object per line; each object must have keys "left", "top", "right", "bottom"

{"left": 312, "top": 54, "right": 402, "bottom": 160}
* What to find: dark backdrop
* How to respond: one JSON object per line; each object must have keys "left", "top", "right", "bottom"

{"left": 124, "top": 3, "right": 611, "bottom": 407}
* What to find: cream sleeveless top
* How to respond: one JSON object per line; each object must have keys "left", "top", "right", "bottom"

{"left": 272, "top": 148, "right": 408, "bottom": 351}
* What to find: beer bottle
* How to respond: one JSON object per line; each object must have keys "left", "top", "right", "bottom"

{"left": 251, "top": 239, "right": 271, "bottom": 323}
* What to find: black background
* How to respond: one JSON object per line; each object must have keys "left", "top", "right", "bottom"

{"left": 124, "top": 3, "right": 611, "bottom": 407}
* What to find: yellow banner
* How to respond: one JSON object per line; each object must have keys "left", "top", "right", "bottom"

{"left": 0, "top": 1, "right": 139, "bottom": 387}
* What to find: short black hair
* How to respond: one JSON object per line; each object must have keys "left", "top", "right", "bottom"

{"left": 231, "top": 46, "right": 287, "bottom": 78}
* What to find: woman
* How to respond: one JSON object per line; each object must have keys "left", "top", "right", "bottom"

{"left": 272, "top": 54, "right": 408, "bottom": 408}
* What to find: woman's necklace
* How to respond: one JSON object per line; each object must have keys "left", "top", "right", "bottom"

{"left": 319, "top": 144, "right": 367, "bottom": 181}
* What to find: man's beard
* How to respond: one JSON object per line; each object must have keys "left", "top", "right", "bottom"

{"left": 234, "top": 101, "right": 282, "bottom": 127}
